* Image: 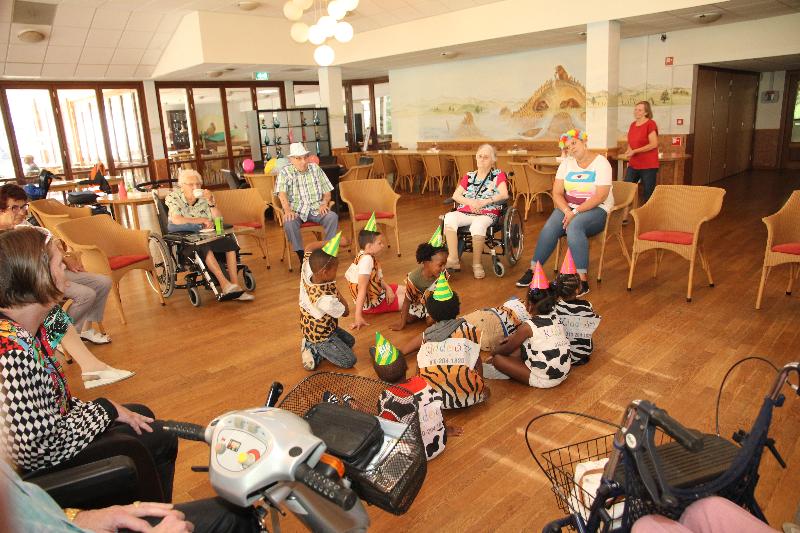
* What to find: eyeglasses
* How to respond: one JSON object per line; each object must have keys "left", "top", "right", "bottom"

{"left": 2, "top": 203, "right": 29, "bottom": 213}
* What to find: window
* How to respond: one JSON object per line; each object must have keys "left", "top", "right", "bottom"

{"left": 102, "top": 88, "right": 146, "bottom": 165}
{"left": 0, "top": 111, "right": 13, "bottom": 179}
{"left": 6, "top": 89, "right": 63, "bottom": 174}
{"left": 375, "top": 82, "right": 392, "bottom": 136}
{"left": 226, "top": 88, "right": 254, "bottom": 168}
{"left": 57, "top": 89, "right": 108, "bottom": 175}
{"left": 293, "top": 85, "right": 319, "bottom": 107}
{"left": 159, "top": 88, "right": 195, "bottom": 162}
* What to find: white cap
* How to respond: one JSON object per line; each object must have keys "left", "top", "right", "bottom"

{"left": 287, "top": 142, "right": 310, "bottom": 158}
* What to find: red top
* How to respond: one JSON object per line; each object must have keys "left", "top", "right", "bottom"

{"left": 627, "top": 119, "right": 659, "bottom": 169}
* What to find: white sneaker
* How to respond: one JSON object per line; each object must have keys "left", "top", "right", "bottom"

{"left": 235, "top": 292, "right": 255, "bottom": 301}
{"left": 301, "top": 342, "right": 317, "bottom": 371}
{"left": 80, "top": 328, "right": 111, "bottom": 345}
{"left": 223, "top": 283, "right": 243, "bottom": 295}
{"left": 82, "top": 367, "right": 135, "bottom": 389}
{"left": 482, "top": 362, "right": 510, "bottom": 380}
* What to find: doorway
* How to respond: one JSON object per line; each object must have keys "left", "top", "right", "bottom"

{"left": 779, "top": 70, "right": 800, "bottom": 170}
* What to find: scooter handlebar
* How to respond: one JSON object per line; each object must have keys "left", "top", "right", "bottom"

{"left": 161, "top": 420, "right": 208, "bottom": 443}
{"left": 295, "top": 463, "right": 357, "bottom": 511}
{"left": 648, "top": 406, "right": 704, "bottom": 453}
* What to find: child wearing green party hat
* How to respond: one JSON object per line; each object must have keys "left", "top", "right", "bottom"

{"left": 393, "top": 226, "right": 449, "bottom": 331}
{"left": 371, "top": 331, "right": 462, "bottom": 460}
{"left": 345, "top": 212, "right": 404, "bottom": 330}
{"left": 299, "top": 232, "right": 356, "bottom": 371}
{"left": 395, "top": 272, "right": 489, "bottom": 409}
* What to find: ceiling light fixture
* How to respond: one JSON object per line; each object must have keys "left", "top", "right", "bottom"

{"left": 237, "top": 1, "right": 260, "bottom": 11}
{"left": 207, "top": 70, "right": 224, "bottom": 78}
{"left": 284, "top": 0, "right": 358, "bottom": 66}
{"left": 17, "top": 29, "right": 46, "bottom": 43}
{"left": 694, "top": 12, "right": 722, "bottom": 24}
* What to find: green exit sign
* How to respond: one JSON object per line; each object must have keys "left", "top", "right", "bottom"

{"left": 253, "top": 72, "right": 270, "bottom": 80}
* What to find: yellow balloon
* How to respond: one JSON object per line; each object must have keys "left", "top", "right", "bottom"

{"left": 264, "top": 158, "right": 277, "bottom": 174}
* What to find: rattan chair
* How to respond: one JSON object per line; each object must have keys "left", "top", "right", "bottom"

{"left": 371, "top": 153, "right": 396, "bottom": 181}
{"left": 29, "top": 199, "right": 91, "bottom": 237}
{"left": 391, "top": 153, "right": 423, "bottom": 192}
{"left": 340, "top": 152, "right": 359, "bottom": 169}
{"left": 509, "top": 163, "right": 554, "bottom": 221}
{"left": 553, "top": 181, "right": 637, "bottom": 282}
{"left": 495, "top": 154, "right": 515, "bottom": 176}
{"left": 627, "top": 185, "right": 725, "bottom": 302}
{"left": 756, "top": 190, "right": 800, "bottom": 309}
{"left": 339, "top": 179, "right": 401, "bottom": 256}
{"left": 420, "top": 153, "right": 453, "bottom": 195}
{"left": 56, "top": 215, "right": 166, "bottom": 324}
{"left": 453, "top": 154, "right": 475, "bottom": 181}
{"left": 339, "top": 164, "right": 373, "bottom": 182}
{"left": 214, "top": 188, "right": 271, "bottom": 268}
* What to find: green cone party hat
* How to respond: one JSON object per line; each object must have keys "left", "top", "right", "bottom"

{"left": 428, "top": 225, "right": 443, "bottom": 247}
{"left": 321, "top": 231, "right": 342, "bottom": 257}
{"left": 432, "top": 271, "right": 454, "bottom": 301}
{"left": 363, "top": 211, "right": 378, "bottom": 232}
{"left": 374, "top": 331, "right": 399, "bottom": 365}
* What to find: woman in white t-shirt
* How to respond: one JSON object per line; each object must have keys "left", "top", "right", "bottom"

{"left": 515, "top": 130, "right": 613, "bottom": 297}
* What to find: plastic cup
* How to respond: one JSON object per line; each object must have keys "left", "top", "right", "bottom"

{"left": 214, "top": 217, "right": 223, "bottom": 235}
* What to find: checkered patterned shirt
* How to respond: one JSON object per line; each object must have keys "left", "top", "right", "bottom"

{"left": 275, "top": 163, "right": 333, "bottom": 220}
{"left": 1, "top": 308, "right": 115, "bottom": 472}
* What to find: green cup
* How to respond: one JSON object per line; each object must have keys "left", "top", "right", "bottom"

{"left": 214, "top": 217, "right": 223, "bottom": 235}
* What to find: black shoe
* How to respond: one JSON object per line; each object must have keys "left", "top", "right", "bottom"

{"left": 295, "top": 250, "right": 305, "bottom": 262}
{"left": 576, "top": 281, "right": 590, "bottom": 297}
{"left": 515, "top": 269, "right": 533, "bottom": 287}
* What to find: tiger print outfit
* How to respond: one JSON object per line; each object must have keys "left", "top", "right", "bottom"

{"left": 299, "top": 252, "right": 355, "bottom": 368}
{"left": 405, "top": 267, "right": 448, "bottom": 319}
{"left": 418, "top": 319, "right": 486, "bottom": 409}
{"left": 345, "top": 251, "right": 386, "bottom": 310}
{"left": 463, "top": 297, "right": 532, "bottom": 352}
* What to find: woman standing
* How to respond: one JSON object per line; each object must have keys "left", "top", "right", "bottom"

{"left": 624, "top": 101, "right": 660, "bottom": 204}
{"left": 443, "top": 144, "right": 509, "bottom": 279}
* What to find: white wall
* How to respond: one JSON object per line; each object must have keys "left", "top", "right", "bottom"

{"left": 755, "top": 71, "right": 786, "bottom": 130}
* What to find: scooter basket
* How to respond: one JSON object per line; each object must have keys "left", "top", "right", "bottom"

{"left": 279, "top": 372, "right": 427, "bottom": 515}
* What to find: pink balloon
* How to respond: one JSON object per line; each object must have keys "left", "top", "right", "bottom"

{"left": 242, "top": 159, "right": 255, "bottom": 173}
{"left": 308, "top": 154, "right": 320, "bottom": 165}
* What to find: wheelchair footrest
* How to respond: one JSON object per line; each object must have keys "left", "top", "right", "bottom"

{"left": 218, "top": 290, "right": 243, "bottom": 301}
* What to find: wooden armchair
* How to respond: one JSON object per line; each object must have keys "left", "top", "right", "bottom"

{"left": 56, "top": 215, "right": 166, "bottom": 324}
{"left": 339, "top": 179, "right": 401, "bottom": 256}
{"left": 391, "top": 153, "right": 423, "bottom": 192}
{"left": 509, "top": 163, "right": 553, "bottom": 221}
{"left": 420, "top": 154, "right": 453, "bottom": 195}
{"left": 339, "top": 164, "right": 373, "bottom": 182}
{"left": 627, "top": 185, "right": 725, "bottom": 302}
{"left": 340, "top": 152, "right": 359, "bottom": 169}
{"left": 29, "top": 199, "right": 91, "bottom": 237}
{"left": 756, "top": 190, "right": 800, "bottom": 309}
{"left": 213, "top": 189, "right": 271, "bottom": 268}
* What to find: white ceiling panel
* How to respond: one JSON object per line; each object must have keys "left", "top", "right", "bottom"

{"left": 156, "top": 11, "right": 190, "bottom": 32}
{"left": 4, "top": 63, "right": 43, "bottom": 76}
{"left": 45, "top": 45, "right": 83, "bottom": 63}
{"left": 134, "top": 64, "right": 154, "bottom": 77}
{"left": 7, "top": 44, "right": 47, "bottom": 63}
{"left": 104, "top": 0, "right": 148, "bottom": 10}
{"left": 49, "top": 26, "right": 89, "bottom": 47}
{"left": 146, "top": 33, "right": 172, "bottom": 49}
{"left": 75, "top": 63, "right": 108, "bottom": 77}
{"left": 91, "top": 8, "right": 132, "bottom": 30}
{"left": 85, "top": 28, "right": 123, "bottom": 47}
{"left": 349, "top": 0, "right": 383, "bottom": 16}
{"left": 0, "top": 2, "right": 11, "bottom": 24}
{"left": 53, "top": 4, "right": 96, "bottom": 28}
{"left": 42, "top": 63, "right": 78, "bottom": 77}
{"left": 80, "top": 46, "right": 115, "bottom": 64}
{"left": 0, "top": 23, "right": 9, "bottom": 43}
{"left": 119, "top": 30, "right": 153, "bottom": 48}
{"left": 62, "top": 0, "right": 107, "bottom": 6}
{"left": 110, "top": 47, "right": 145, "bottom": 65}
{"left": 106, "top": 64, "right": 137, "bottom": 77}
{"left": 139, "top": 48, "right": 163, "bottom": 65}
{"left": 126, "top": 11, "right": 164, "bottom": 31}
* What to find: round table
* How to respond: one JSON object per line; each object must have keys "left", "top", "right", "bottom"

{"left": 97, "top": 192, "right": 154, "bottom": 229}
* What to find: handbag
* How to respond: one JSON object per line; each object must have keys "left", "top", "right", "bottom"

{"left": 304, "top": 402, "right": 384, "bottom": 470}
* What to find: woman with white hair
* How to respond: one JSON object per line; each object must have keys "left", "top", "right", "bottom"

{"left": 442, "top": 144, "right": 509, "bottom": 279}
{"left": 164, "top": 169, "right": 254, "bottom": 301}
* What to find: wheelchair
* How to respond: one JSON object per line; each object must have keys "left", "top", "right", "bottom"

{"left": 441, "top": 200, "right": 524, "bottom": 277}
{"left": 146, "top": 190, "right": 256, "bottom": 307}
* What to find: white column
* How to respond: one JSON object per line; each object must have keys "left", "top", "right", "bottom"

{"left": 283, "top": 81, "right": 296, "bottom": 108}
{"left": 142, "top": 80, "right": 165, "bottom": 159}
{"left": 318, "top": 66, "right": 346, "bottom": 149}
{"left": 585, "top": 20, "right": 620, "bottom": 150}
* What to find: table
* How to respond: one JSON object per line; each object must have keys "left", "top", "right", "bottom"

{"left": 614, "top": 154, "right": 692, "bottom": 186}
{"left": 96, "top": 191, "right": 155, "bottom": 230}
{"left": 50, "top": 177, "right": 123, "bottom": 202}
{"left": 528, "top": 156, "right": 561, "bottom": 172}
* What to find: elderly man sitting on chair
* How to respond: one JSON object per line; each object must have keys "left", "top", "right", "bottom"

{"left": 165, "top": 169, "right": 254, "bottom": 301}
{"left": 276, "top": 142, "right": 339, "bottom": 263}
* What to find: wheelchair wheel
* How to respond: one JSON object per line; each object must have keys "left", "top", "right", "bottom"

{"left": 492, "top": 256, "right": 506, "bottom": 277}
{"left": 147, "top": 234, "right": 175, "bottom": 298}
{"left": 503, "top": 206, "right": 523, "bottom": 266}
{"left": 242, "top": 268, "right": 256, "bottom": 292}
{"left": 188, "top": 286, "right": 202, "bottom": 307}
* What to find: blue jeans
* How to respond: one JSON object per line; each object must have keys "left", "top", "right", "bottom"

{"left": 531, "top": 208, "right": 607, "bottom": 274}
{"left": 625, "top": 166, "right": 658, "bottom": 204}
{"left": 305, "top": 328, "right": 356, "bottom": 368}
{"left": 167, "top": 222, "right": 203, "bottom": 233}
{"left": 284, "top": 211, "right": 339, "bottom": 252}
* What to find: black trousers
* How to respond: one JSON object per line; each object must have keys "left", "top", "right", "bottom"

{"left": 53, "top": 403, "right": 178, "bottom": 504}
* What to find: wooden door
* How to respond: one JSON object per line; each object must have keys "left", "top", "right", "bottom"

{"left": 708, "top": 70, "right": 731, "bottom": 183}
{"left": 692, "top": 68, "right": 717, "bottom": 185}
{"left": 725, "top": 71, "right": 758, "bottom": 176}
{"left": 780, "top": 70, "right": 800, "bottom": 170}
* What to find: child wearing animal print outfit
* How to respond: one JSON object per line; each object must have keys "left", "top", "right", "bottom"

{"left": 370, "top": 332, "right": 463, "bottom": 460}
{"left": 299, "top": 233, "right": 355, "bottom": 371}
{"left": 346, "top": 213, "right": 404, "bottom": 331}
{"left": 553, "top": 249, "right": 600, "bottom": 366}
{"left": 393, "top": 227, "right": 449, "bottom": 331}
{"left": 485, "top": 262, "right": 571, "bottom": 388}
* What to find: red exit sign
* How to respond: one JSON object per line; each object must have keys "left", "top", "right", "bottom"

{"left": 665, "top": 56, "right": 674, "bottom": 66}
{"left": 671, "top": 136, "right": 682, "bottom": 146}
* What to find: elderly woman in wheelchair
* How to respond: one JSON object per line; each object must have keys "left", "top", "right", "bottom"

{"left": 163, "top": 169, "right": 254, "bottom": 302}
{"left": 443, "top": 144, "right": 510, "bottom": 279}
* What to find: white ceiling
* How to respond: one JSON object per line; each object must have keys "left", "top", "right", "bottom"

{"left": 706, "top": 53, "right": 800, "bottom": 72}
{"left": 0, "top": 0, "right": 798, "bottom": 81}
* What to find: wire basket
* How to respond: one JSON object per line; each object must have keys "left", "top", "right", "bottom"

{"left": 279, "top": 372, "right": 427, "bottom": 515}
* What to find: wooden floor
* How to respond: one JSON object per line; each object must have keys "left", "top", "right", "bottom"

{"left": 70, "top": 170, "right": 800, "bottom": 532}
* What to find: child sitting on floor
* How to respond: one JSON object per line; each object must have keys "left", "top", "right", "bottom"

{"left": 399, "top": 273, "right": 489, "bottom": 409}
{"left": 485, "top": 262, "right": 571, "bottom": 388}
{"left": 299, "top": 232, "right": 356, "bottom": 371}
{"left": 346, "top": 213, "right": 404, "bottom": 330}
{"left": 553, "top": 249, "right": 600, "bottom": 366}
{"left": 370, "top": 332, "right": 462, "bottom": 460}
{"left": 393, "top": 228, "right": 449, "bottom": 331}
{"left": 462, "top": 295, "right": 532, "bottom": 352}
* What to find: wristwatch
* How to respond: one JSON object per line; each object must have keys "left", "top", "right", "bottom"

{"left": 64, "top": 508, "right": 82, "bottom": 522}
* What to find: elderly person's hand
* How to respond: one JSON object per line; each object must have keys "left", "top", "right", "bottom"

{"left": 72, "top": 502, "right": 192, "bottom": 533}
{"left": 111, "top": 401, "right": 154, "bottom": 435}
{"left": 202, "top": 190, "right": 215, "bottom": 204}
{"left": 283, "top": 210, "right": 297, "bottom": 222}
{"left": 199, "top": 218, "right": 213, "bottom": 229}
{"left": 319, "top": 203, "right": 330, "bottom": 216}
{"left": 63, "top": 254, "right": 85, "bottom": 273}
{"left": 562, "top": 209, "right": 575, "bottom": 229}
